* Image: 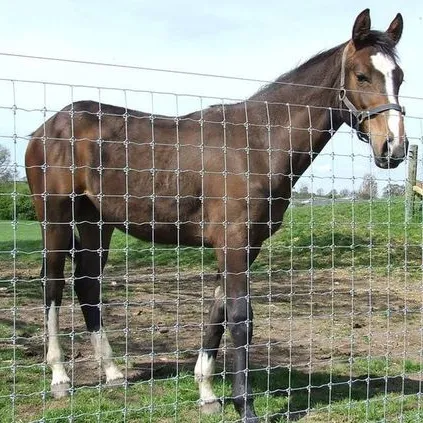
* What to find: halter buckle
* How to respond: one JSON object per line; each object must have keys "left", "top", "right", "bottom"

{"left": 356, "top": 111, "right": 367, "bottom": 125}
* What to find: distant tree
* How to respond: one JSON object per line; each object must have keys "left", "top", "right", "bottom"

{"left": 0, "top": 145, "right": 14, "bottom": 182}
{"left": 291, "top": 187, "right": 298, "bottom": 199}
{"left": 326, "top": 188, "right": 338, "bottom": 198}
{"left": 316, "top": 188, "right": 324, "bottom": 197}
{"left": 382, "top": 183, "right": 405, "bottom": 197}
{"left": 358, "top": 174, "right": 378, "bottom": 199}
{"left": 339, "top": 188, "right": 351, "bottom": 198}
{"left": 299, "top": 184, "right": 310, "bottom": 198}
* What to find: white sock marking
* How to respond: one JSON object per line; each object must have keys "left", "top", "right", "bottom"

{"left": 195, "top": 351, "right": 218, "bottom": 404}
{"left": 91, "top": 329, "right": 123, "bottom": 382}
{"left": 371, "top": 52, "right": 402, "bottom": 147}
{"left": 47, "top": 301, "right": 70, "bottom": 386}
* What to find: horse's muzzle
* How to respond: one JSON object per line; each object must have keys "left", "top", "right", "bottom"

{"left": 374, "top": 136, "right": 409, "bottom": 169}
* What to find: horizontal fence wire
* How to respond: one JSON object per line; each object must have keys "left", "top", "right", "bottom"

{"left": 0, "top": 55, "right": 422, "bottom": 423}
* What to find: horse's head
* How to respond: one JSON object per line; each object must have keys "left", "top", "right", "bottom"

{"left": 340, "top": 9, "right": 407, "bottom": 169}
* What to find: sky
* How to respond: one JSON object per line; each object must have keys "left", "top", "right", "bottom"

{"left": 0, "top": 0, "right": 422, "bottom": 194}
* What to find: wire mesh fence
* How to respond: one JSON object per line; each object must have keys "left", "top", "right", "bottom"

{"left": 0, "top": 52, "right": 423, "bottom": 423}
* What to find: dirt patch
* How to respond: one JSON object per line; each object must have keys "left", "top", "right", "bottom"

{"left": 1, "top": 265, "right": 422, "bottom": 387}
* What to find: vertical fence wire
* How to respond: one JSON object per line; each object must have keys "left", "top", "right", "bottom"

{"left": 149, "top": 91, "right": 156, "bottom": 420}
{"left": 198, "top": 95, "right": 206, "bottom": 423}
{"left": 41, "top": 81, "right": 49, "bottom": 421}
{"left": 286, "top": 101, "right": 294, "bottom": 420}
{"left": 11, "top": 80, "right": 17, "bottom": 423}
{"left": 221, "top": 97, "right": 229, "bottom": 416}
{"left": 174, "top": 93, "right": 181, "bottom": 419}
{"left": 123, "top": 88, "right": 130, "bottom": 422}
{"left": 419, "top": 118, "right": 423, "bottom": 422}
{"left": 69, "top": 85, "right": 76, "bottom": 421}
{"left": 265, "top": 99, "right": 272, "bottom": 416}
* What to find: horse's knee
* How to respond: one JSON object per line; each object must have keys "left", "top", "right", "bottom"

{"left": 227, "top": 299, "right": 253, "bottom": 325}
{"left": 228, "top": 300, "right": 254, "bottom": 343}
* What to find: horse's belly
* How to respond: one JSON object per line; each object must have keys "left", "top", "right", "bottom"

{"left": 99, "top": 195, "right": 205, "bottom": 246}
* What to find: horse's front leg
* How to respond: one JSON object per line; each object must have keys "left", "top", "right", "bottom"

{"left": 195, "top": 278, "right": 226, "bottom": 414}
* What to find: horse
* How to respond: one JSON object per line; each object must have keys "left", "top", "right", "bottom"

{"left": 25, "top": 9, "right": 407, "bottom": 422}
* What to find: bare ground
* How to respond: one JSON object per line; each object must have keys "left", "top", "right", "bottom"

{"left": 1, "top": 262, "right": 422, "bottom": 390}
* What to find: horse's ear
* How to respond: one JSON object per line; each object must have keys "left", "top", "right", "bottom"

{"left": 386, "top": 13, "right": 403, "bottom": 45}
{"left": 352, "top": 9, "right": 371, "bottom": 45}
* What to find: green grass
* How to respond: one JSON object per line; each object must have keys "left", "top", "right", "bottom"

{"left": 1, "top": 198, "right": 422, "bottom": 272}
{"left": 268, "top": 197, "right": 423, "bottom": 272}
{"left": 1, "top": 198, "right": 423, "bottom": 421}
{"left": 1, "top": 352, "right": 423, "bottom": 422}
{"left": 0, "top": 220, "right": 41, "bottom": 266}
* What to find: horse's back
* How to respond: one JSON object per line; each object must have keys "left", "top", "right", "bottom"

{"left": 25, "top": 101, "right": 206, "bottom": 240}
{"left": 25, "top": 100, "right": 278, "bottom": 246}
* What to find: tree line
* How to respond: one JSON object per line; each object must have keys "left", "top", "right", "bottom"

{"left": 291, "top": 174, "right": 405, "bottom": 200}
{"left": 0, "top": 145, "right": 36, "bottom": 220}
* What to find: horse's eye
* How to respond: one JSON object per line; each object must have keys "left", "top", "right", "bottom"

{"left": 356, "top": 73, "right": 369, "bottom": 83}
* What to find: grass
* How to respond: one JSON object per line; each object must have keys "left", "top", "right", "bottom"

{"left": 1, "top": 198, "right": 423, "bottom": 421}
{"left": 1, "top": 197, "right": 422, "bottom": 272}
{"left": 1, "top": 351, "right": 423, "bottom": 422}
{"left": 1, "top": 318, "right": 423, "bottom": 423}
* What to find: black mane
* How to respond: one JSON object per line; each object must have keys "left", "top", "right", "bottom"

{"left": 252, "top": 30, "right": 398, "bottom": 101}
{"left": 279, "top": 44, "right": 344, "bottom": 84}
{"left": 251, "top": 43, "right": 344, "bottom": 100}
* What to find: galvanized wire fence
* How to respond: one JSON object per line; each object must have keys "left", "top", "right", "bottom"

{"left": 0, "top": 57, "right": 423, "bottom": 423}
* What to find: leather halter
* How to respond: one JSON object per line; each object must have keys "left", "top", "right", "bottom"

{"left": 338, "top": 45, "right": 405, "bottom": 143}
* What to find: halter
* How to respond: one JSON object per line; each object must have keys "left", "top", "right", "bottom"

{"left": 339, "top": 44, "right": 405, "bottom": 143}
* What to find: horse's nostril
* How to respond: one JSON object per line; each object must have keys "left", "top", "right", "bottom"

{"left": 381, "top": 140, "right": 389, "bottom": 156}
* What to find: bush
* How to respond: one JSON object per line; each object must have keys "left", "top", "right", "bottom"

{"left": 0, "top": 182, "right": 36, "bottom": 220}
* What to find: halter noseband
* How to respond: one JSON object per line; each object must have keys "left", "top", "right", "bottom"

{"left": 339, "top": 45, "right": 405, "bottom": 143}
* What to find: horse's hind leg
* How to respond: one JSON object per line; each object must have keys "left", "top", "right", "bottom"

{"left": 41, "top": 217, "right": 73, "bottom": 398}
{"left": 74, "top": 203, "right": 123, "bottom": 385}
{"left": 195, "top": 274, "right": 225, "bottom": 414}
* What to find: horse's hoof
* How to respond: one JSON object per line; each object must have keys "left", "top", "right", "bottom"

{"left": 105, "top": 377, "right": 125, "bottom": 388}
{"left": 201, "top": 399, "right": 222, "bottom": 415}
{"left": 243, "top": 411, "right": 260, "bottom": 423}
{"left": 51, "top": 382, "right": 70, "bottom": 399}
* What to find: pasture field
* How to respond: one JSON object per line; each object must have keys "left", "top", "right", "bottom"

{"left": 1, "top": 198, "right": 423, "bottom": 422}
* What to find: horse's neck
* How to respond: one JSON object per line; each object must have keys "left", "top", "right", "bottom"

{"left": 251, "top": 43, "right": 345, "bottom": 129}
{"left": 249, "top": 46, "right": 346, "bottom": 193}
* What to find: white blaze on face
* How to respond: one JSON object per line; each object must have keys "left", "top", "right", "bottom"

{"left": 370, "top": 52, "right": 402, "bottom": 146}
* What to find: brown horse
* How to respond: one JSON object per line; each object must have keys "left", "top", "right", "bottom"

{"left": 25, "top": 9, "right": 407, "bottom": 421}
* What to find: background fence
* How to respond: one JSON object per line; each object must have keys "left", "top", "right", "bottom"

{"left": 1, "top": 57, "right": 423, "bottom": 423}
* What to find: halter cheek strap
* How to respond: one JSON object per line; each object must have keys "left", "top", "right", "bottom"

{"left": 339, "top": 45, "right": 405, "bottom": 143}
